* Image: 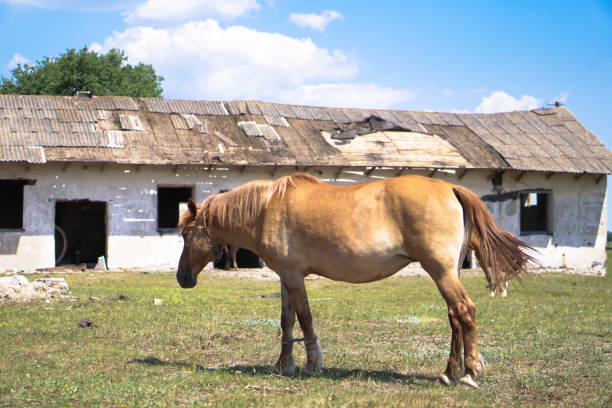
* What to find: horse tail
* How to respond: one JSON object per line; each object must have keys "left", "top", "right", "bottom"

{"left": 452, "top": 185, "right": 536, "bottom": 287}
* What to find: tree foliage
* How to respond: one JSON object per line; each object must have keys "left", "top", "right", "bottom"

{"left": 0, "top": 47, "right": 163, "bottom": 97}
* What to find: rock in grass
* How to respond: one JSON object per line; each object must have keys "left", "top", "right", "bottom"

{"left": 0, "top": 275, "right": 30, "bottom": 288}
{"left": 78, "top": 319, "right": 95, "bottom": 328}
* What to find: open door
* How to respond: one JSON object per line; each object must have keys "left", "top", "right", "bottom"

{"left": 55, "top": 200, "right": 106, "bottom": 267}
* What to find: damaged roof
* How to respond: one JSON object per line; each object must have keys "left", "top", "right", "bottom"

{"left": 0, "top": 94, "right": 611, "bottom": 174}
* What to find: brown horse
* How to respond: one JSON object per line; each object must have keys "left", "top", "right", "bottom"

{"left": 176, "top": 173, "right": 535, "bottom": 388}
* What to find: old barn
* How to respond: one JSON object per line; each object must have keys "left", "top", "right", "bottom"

{"left": 0, "top": 94, "right": 611, "bottom": 273}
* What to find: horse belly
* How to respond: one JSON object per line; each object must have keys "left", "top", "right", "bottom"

{"left": 306, "top": 244, "right": 412, "bottom": 283}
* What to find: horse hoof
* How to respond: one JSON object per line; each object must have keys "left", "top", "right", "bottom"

{"left": 275, "top": 358, "right": 297, "bottom": 376}
{"left": 489, "top": 291, "right": 496, "bottom": 297}
{"left": 460, "top": 374, "right": 479, "bottom": 388}
{"left": 439, "top": 373, "right": 452, "bottom": 386}
{"left": 301, "top": 365, "right": 320, "bottom": 377}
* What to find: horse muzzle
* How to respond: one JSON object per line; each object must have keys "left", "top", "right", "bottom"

{"left": 176, "top": 269, "right": 197, "bottom": 289}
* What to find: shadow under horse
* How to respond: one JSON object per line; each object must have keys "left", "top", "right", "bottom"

{"left": 176, "top": 173, "right": 535, "bottom": 388}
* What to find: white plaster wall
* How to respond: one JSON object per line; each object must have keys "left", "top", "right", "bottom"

{"left": 0, "top": 163, "right": 607, "bottom": 273}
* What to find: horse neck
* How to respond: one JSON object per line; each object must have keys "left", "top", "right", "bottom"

{"left": 207, "top": 184, "right": 270, "bottom": 251}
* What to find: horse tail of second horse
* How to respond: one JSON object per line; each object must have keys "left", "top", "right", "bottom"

{"left": 452, "top": 185, "right": 536, "bottom": 288}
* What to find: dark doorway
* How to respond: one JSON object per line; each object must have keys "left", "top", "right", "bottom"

{"left": 55, "top": 200, "right": 106, "bottom": 266}
{"left": 214, "top": 248, "right": 263, "bottom": 269}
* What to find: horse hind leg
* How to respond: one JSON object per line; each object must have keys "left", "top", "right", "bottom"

{"left": 437, "top": 274, "right": 484, "bottom": 387}
{"left": 439, "top": 305, "right": 465, "bottom": 385}
{"left": 423, "top": 254, "right": 484, "bottom": 388}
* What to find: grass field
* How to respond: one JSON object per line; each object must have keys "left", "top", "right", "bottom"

{"left": 1, "top": 263, "right": 610, "bottom": 407}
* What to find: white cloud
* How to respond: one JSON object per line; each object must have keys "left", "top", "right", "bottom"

{"left": 94, "top": 19, "right": 358, "bottom": 100}
{"left": 289, "top": 10, "right": 342, "bottom": 31}
{"left": 278, "top": 83, "right": 417, "bottom": 108}
{"left": 7, "top": 53, "right": 29, "bottom": 69}
{"left": 124, "top": 0, "right": 260, "bottom": 23}
{"left": 475, "top": 91, "right": 541, "bottom": 113}
{"left": 442, "top": 89, "right": 454, "bottom": 97}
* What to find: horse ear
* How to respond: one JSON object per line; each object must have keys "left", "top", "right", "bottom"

{"left": 188, "top": 198, "right": 198, "bottom": 217}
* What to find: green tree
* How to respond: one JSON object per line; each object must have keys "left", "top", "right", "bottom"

{"left": 0, "top": 47, "right": 163, "bottom": 97}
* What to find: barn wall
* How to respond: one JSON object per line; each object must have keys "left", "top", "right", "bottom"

{"left": 0, "top": 163, "right": 607, "bottom": 274}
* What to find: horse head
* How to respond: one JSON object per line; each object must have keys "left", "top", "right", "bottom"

{"left": 176, "top": 198, "right": 221, "bottom": 288}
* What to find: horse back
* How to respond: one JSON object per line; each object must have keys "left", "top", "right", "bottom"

{"left": 257, "top": 175, "right": 465, "bottom": 281}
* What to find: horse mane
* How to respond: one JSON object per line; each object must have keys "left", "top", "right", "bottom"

{"left": 201, "top": 173, "right": 321, "bottom": 230}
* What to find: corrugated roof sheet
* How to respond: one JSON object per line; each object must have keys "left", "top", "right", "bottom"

{"left": 0, "top": 146, "right": 45, "bottom": 163}
{"left": 119, "top": 114, "right": 144, "bottom": 131}
{"left": 0, "top": 94, "right": 610, "bottom": 173}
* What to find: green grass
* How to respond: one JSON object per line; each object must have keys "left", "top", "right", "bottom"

{"left": 1, "top": 264, "right": 610, "bottom": 407}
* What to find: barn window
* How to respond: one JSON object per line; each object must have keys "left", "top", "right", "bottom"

{"left": 520, "top": 191, "right": 551, "bottom": 234}
{"left": 0, "top": 180, "right": 30, "bottom": 229}
{"left": 157, "top": 186, "right": 193, "bottom": 230}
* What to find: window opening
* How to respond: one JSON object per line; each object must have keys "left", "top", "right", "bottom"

{"left": 158, "top": 186, "right": 193, "bottom": 229}
{"left": 520, "top": 191, "right": 550, "bottom": 234}
{"left": 0, "top": 180, "right": 27, "bottom": 229}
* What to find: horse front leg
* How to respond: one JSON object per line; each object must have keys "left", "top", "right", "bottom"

{"left": 275, "top": 282, "right": 297, "bottom": 375}
{"left": 283, "top": 277, "right": 323, "bottom": 376}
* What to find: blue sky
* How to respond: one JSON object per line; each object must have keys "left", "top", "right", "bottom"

{"left": 1, "top": 0, "right": 611, "bottom": 221}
